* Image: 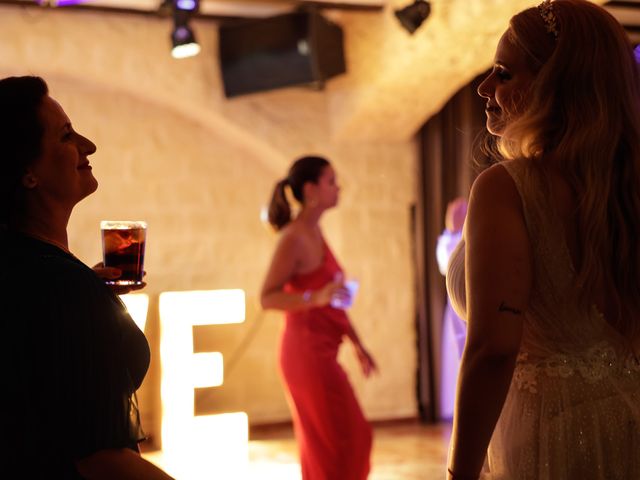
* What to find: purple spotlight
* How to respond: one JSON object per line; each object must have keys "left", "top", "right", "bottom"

{"left": 56, "top": 0, "right": 87, "bottom": 5}
{"left": 635, "top": 44, "right": 640, "bottom": 64}
{"left": 175, "top": 0, "right": 197, "bottom": 12}
{"left": 37, "top": 0, "right": 88, "bottom": 5}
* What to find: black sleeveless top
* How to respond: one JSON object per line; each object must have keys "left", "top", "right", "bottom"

{"left": 0, "top": 230, "right": 150, "bottom": 479}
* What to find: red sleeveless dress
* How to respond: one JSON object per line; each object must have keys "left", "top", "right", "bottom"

{"left": 280, "top": 241, "right": 372, "bottom": 480}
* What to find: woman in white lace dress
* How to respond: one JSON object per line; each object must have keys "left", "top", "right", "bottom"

{"left": 446, "top": 1, "right": 640, "bottom": 479}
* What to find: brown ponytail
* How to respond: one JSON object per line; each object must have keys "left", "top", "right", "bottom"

{"left": 267, "top": 155, "right": 330, "bottom": 231}
{"left": 267, "top": 178, "right": 292, "bottom": 231}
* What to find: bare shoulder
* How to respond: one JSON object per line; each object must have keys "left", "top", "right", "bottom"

{"left": 464, "top": 162, "right": 527, "bottom": 243}
{"left": 276, "top": 222, "right": 305, "bottom": 252}
{"left": 469, "top": 162, "right": 522, "bottom": 214}
{"left": 471, "top": 162, "right": 519, "bottom": 199}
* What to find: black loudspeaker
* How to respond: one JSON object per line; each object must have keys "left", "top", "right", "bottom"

{"left": 218, "top": 10, "right": 346, "bottom": 98}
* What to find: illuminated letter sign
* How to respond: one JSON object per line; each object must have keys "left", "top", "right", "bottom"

{"left": 155, "top": 289, "right": 249, "bottom": 479}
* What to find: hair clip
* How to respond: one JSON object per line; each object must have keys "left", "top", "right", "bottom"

{"left": 538, "top": 0, "right": 558, "bottom": 38}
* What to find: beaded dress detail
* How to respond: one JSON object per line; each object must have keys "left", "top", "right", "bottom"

{"left": 447, "top": 158, "right": 640, "bottom": 479}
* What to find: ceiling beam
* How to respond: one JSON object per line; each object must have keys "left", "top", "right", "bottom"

{"left": 606, "top": 1, "right": 640, "bottom": 8}
{"left": 0, "top": 0, "right": 383, "bottom": 19}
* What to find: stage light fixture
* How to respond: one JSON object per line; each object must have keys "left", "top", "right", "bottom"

{"left": 175, "top": 0, "right": 197, "bottom": 11}
{"left": 36, "top": 0, "right": 88, "bottom": 6}
{"left": 395, "top": 0, "right": 431, "bottom": 34}
{"left": 170, "top": 0, "right": 201, "bottom": 59}
{"left": 171, "top": 22, "right": 201, "bottom": 58}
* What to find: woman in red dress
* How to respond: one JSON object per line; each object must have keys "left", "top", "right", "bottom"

{"left": 261, "top": 156, "right": 377, "bottom": 480}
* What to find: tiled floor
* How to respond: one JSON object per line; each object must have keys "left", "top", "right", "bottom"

{"left": 248, "top": 420, "right": 452, "bottom": 480}
{"left": 144, "top": 419, "right": 452, "bottom": 479}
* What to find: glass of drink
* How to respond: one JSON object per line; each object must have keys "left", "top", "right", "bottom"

{"left": 330, "top": 279, "right": 359, "bottom": 309}
{"left": 100, "top": 220, "right": 147, "bottom": 286}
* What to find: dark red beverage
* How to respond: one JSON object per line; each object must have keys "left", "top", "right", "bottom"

{"left": 101, "top": 221, "right": 147, "bottom": 285}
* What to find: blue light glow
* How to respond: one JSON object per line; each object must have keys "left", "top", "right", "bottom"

{"left": 176, "top": 0, "right": 197, "bottom": 11}
{"left": 37, "top": 0, "right": 88, "bottom": 6}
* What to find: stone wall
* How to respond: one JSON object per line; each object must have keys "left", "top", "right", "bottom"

{"left": 0, "top": 6, "right": 418, "bottom": 444}
{"left": 2, "top": 0, "right": 594, "bottom": 445}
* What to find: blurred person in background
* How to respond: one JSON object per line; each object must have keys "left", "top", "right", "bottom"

{"left": 261, "top": 155, "right": 377, "bottom": 480}
{"left": 436, "top": 197, "right": 468, "bottom": 419}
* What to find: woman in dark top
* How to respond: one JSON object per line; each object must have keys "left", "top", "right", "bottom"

{"left": 0, "top": 76, "right": 173, "bottom": 479}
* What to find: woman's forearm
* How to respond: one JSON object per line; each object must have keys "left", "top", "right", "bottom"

{"left": 345, "top": 321, "right": 359, "bottom": 344}
{"left": 448, "top": 348, "right": 517, "bottom": 478}
{"left": 260, "top": 290, "right": 318, "bottom": 311}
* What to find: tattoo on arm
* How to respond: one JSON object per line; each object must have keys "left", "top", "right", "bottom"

{"left": 498, "top": 301, "right": 522, "bottom": 315}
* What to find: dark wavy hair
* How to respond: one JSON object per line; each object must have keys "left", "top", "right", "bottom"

{"left": 0, "top": 76, "right": 49, "bottom": 226}
{"left": 267, "top": 156, "right": 330, "bottom": 231}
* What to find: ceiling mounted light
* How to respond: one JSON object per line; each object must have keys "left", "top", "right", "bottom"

{"left": 36, "top": 0, "right": 88, "bottom": 6}
{"left": 171, "top": 23, "right": 201, "bottom": 59}
{"left": 170, "top": 0, "right": 201, "bottom": 59}
{"left": 175, "top": 0, "right": 197, "bottom": 10}
{"left": 395, "top": 0, "right": 431, "bottom": 35}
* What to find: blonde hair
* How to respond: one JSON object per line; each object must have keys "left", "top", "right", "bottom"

{"left": 500, "top": 0, "right": 640, "bottom": 334}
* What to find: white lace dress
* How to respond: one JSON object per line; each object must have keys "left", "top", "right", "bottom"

{"left": 446, "top": 158, "right": 640, "bottom": 479}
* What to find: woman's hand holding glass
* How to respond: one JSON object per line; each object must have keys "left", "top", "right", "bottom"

{"left": 310, "top": 279, "right": 350, "bottom": 307}
{"left": 92, "top": 262, "right": 147, "bottom": 295}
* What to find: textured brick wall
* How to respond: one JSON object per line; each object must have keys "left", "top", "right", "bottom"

{"left": 4, "top": 0, "right": 598, "bottom": 442}
{"left": 0, "top": 6, "right": 418, "bottom": 442}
